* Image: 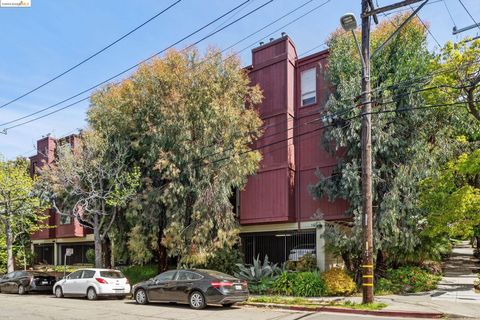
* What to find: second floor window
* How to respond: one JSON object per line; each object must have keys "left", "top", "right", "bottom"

{"left": 301, "top": 68, "right": 317, "bottom": 106}
{"left": 60, "top": 214, "right": 72, "bottom": 225}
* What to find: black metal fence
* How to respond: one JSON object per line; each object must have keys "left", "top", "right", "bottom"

{"left": 241, "top": 230, "right": 316, "bottom": 264}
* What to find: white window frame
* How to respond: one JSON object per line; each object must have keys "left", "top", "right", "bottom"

{"left": 301, "top": 67, "right": 317, "bottom": 106}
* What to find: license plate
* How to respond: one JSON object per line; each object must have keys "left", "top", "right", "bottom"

{"left": 235, "top": 285, "right": 242, "bottom": 290}
{"left": 113, "top": 288, "right": 124, "bottom": 291}
{"left": 41, "top": 281, "right": 49, "bottom": 285}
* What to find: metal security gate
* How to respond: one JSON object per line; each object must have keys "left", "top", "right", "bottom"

{"left": 241, "top": 230, "right": 316, "bottom": 264}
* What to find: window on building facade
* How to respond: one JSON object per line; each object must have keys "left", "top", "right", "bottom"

{"left": 301, "top": 68, "right": 317, "bottom": 106}
{"left": 60, "top": 214, "right": 72, "bottom": 225}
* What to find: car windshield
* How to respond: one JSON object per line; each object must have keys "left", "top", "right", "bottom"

{"left": 100, "top": 271, "right": 124, "bottom": 279}
{"left": 203, "top": 270, "right": 236, "bottom": 280}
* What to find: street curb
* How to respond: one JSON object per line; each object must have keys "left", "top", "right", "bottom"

{"left": 242, "top": 302, "right": 444, "bottom": 318}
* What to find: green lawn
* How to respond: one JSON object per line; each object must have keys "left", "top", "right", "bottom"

{"left": 247, "top": 296, "right": 387, "bottom": 311}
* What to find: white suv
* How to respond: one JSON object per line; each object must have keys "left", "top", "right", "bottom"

{"left": 53, "top": 268, "right": 130, "bottom": 300}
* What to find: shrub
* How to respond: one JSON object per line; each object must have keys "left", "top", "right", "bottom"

{"left": 272, "top": 271, "right": 326, "bottom": 297}
{"left": 234, "top": 255, "right": 281, "bottom": 283}
{"left": 376, "top": 266, "right": 441, "bottom": 294}
{"left": 296, "top": 254, "right": 317, "bottom": 272}
{"left": 374, "top": 277, "right": 395, "bottom": 295}
{"left": 272, "top": 272, "right": 296, "bottom": 296}
{"left": 292, "top": 272, "right": 326, "bottom": 297}
{"left": 420, "top": 260, "right": 442, "bottom": 275}
{"left": 323, "top": 267, "right": 356, "bottom": 296}
{"left": 248, "top": 277, "right": 274, "bottom": 295}
{"left": 284, "top": 260, "right": 297, "bottom": 271}
{"left": 121, "top": 265, "right": 158, "bottom": 285}
{"left": 86, "top": 249, "right": 95, "bottom": 264}
{"left": 200, "top": 247, "right": 243, "bottom": 276}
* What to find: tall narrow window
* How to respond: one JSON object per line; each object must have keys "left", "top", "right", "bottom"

{"left": 301, "top": 68, "right": 316, "bottom": 106}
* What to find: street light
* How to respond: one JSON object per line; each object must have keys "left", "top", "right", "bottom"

{"left": 340, "top": 13, "right": 365, "bottom": 69}
{"left": 340, "top": 13, "right": 357, "bottom": 31}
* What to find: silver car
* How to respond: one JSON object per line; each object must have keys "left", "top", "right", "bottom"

{"left": 288, "top": 244, "right": 316, "bottom": 261}
{"left": 53, "top": 268, "right": 131, "bottom": 300}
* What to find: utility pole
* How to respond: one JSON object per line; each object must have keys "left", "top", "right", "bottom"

{"left": 341, "top": 0, "right": 426, "bottom": 305}
{"left": 356, "top": 0, "right": 425, "bottom": 304}
{"left": 360, "top": 0, "right": 374, "bottom": 304}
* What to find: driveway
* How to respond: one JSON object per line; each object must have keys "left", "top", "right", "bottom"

{"left": 0, "top": 294, "right": 431, "bottom": 320}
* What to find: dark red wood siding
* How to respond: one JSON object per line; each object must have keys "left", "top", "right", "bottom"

{"left": 240, "top": 36, "right": 349, "bottom": 225}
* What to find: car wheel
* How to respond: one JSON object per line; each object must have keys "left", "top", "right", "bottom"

{"left": 222, "top": 303, "right": 235, "bottom": 308}
{"left": 134, "top": 289, "right": 148, "bottom": 305}
{"left": 18, "top": 285, "right": 26, "bottom": 295}
{"left": 189, "top": 291, "right": 206, "bottom": 310}
{"left": 87, "top": 287, "right": 97, "bottom": 301}
{"left": 55, "top": 286, "right": 64, "bottom": 298}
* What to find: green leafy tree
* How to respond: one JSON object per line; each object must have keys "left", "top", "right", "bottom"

{"left": 422, "top": 38, "right": 480, "bottom": 249}
{"left": 427, "top": 39, "right": 480, "bottom": 123}
{"left": 421, "top": 149, "right": 480, "bottom": 240}
{"left": 0, "top": 157, "right": 47, "bottom": 273}
{"left": 310, "top": 15, "right": 461, "bottom": 273}
{"left": 39, "top": 131, "right": 140, "bottom": 268}
{"left": 88, "top": 48, "right": 262, "bottom": 270}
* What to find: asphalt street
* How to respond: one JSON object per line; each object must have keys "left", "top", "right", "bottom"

{"left": 0, "top": 293, "right": 437, "bottom": 320}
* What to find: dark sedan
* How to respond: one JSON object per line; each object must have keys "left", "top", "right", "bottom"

{"left": 0, "top": 271, "right": 56, "bottom": 294}
{"left": 132, "top": 269, "right": 248, "bottom": 309}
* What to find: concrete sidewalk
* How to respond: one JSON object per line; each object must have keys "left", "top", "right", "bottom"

{"left": 378, "top": 241, "right": 480, "bottom": 318}
{"left": 307, "top": 242, "right": 480, "bottom": 318}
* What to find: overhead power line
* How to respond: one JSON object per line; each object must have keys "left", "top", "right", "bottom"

{"left": 1, "top": 0, "right": 336, "bottom": 132}
{"left": 408, "top": 3, "right": 442, "bottom": 47}
{"left": 0, "top": 0, "right": 184, "bottom": 110}
{"left": 442, "top": 0, "right": 457, "bottom": 27}
{"left": 458, "top": 0, "right": 480, "bottom": 32}
{"left": 4, "top": 0, "right": 478, "bottom": 134}
{"left": 0, "top": 0, "right": 272, "bottom": 132}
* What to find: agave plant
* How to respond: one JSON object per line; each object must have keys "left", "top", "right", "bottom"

{"left": 234, "top": 255, "right": 282, "bottom": 283}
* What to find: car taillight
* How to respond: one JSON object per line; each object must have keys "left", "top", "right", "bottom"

{"left": 125, "top": 278, "right": 129, "bottom": 285}
{"left": 211, "top": 281, "right": 233, "bottom": 289}
{"left": 242, "top": 281, "right": 247, "bottom": 287}
{"left": 95, "top": 278, "right": 108, "bottom": 284}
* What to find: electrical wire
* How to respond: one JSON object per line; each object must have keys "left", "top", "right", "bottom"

{"left": 0, "top": 0, "right": 183, "bottom": 110}
{"left": 442, "top": 0, "right": 457, "bottom": 27}
{"left": 0, "top": 0, "right": 272, "bottom": 131}
{"left": 458, "top": 0, "right": 480, "bottom": 32}
{"left": 382, "top": 0, "right": 443, "bottom": 16}
{"left": 0, "top": 0, "right": 338, "bottom": 132}
{"left": 409, "top": 3, "right": 442, "bottom": 47}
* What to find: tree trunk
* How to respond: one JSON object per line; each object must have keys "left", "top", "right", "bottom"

{"left": 102, "top": 235, "right": 112, "bottom": 269}
{"left": 22, "top": 242, "right": 27, "bottom": 271}
{"left": 93, "top": 215, "right": 103, "bottom": 268}
{"left": 157, "top": 234, "right": 168, "bottom": 273}
{"left": 375, "top": 250, "right": 387, "bottom": 278}
{"left": 6, "top": 215, "right": 14, "bottom": 273}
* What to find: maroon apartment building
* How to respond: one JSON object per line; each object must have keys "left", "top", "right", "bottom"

{"left": 30, "top": 35, "right": 348, "bottom": 269}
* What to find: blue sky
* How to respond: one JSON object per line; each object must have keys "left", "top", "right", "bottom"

{"left": 0, "top": 0, "right": 479, "bottom": 159}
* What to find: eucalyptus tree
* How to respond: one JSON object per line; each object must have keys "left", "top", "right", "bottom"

{"left": 309, "top": 15, "right": 456, "bottom": 273}
{"left": 88, "top": 48, "right": 263, "bottom": 270}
